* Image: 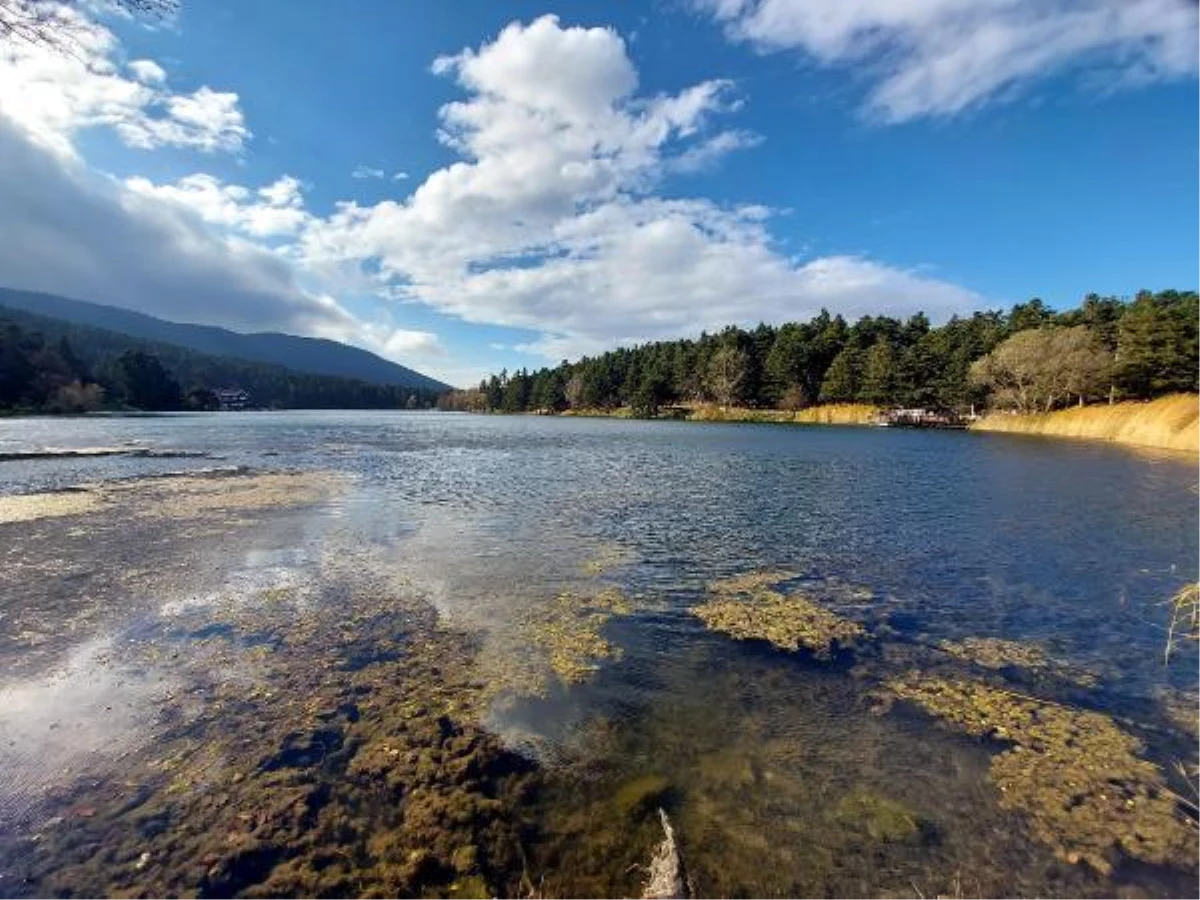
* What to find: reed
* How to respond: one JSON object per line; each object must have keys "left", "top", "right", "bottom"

{"left": 1165, "top": 583, "right": 1199, "bottom": 664}
{"left": 685, "top": 403, "right": 878, "bottom": 425}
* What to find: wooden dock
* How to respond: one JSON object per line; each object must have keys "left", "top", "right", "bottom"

{"left": 874, "top": 408, "right": 971, "bottom": 430}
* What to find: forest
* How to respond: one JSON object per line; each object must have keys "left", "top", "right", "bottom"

{"left": 442, "top": 291, "right": 1199, "bottom": 417}
{"left": 0, "top": 313, "right": 441, "bottom": 413}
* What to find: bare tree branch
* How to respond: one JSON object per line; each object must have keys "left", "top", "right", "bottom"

{"left": 0, "top": 0, "right": 178, "bottom": 56}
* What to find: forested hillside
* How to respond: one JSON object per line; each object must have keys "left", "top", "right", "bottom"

{"left": 0, "top": 288, "right": 449, "bottom": 393}
{"left": 443, "top": 291, "right": 1198, "bottom": 417}
{"left": 0, "top": 308, "right": 443, "bottom": 413}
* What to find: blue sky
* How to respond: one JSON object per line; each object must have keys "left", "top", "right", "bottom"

{"left": 0, "top": 0, "right": 1195, "bottom": 386}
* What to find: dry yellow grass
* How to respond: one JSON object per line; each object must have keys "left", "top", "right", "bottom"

{"left": 685, "top": 403, "right": 878, "bottom": 425}
{"left": 971, "top": 394, "right": 1199, "bottom": 453}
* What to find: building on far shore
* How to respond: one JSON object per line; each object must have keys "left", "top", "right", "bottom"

{"left": 214, "top": 388, "right": 250, "bottom": 411}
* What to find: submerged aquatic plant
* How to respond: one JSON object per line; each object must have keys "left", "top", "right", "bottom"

{"left": 886, "top": 673, "right": 1197, "bottom": 874}
{"left": 693, "top": 571, "right": 862, "bottom": 659}
{"left": 479, "top": 586, "right": 636, "bottom": 705}
{"left": 937, "top": 637, "right": 1099, "bottom": 687}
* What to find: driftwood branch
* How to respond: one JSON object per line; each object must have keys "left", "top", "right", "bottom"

{"left": 642, "top": 808, "right": 692, "bottom": 899}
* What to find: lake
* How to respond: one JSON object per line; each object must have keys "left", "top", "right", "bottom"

{"left": 0, "top": 411, "right": 1196, "bottom": 897}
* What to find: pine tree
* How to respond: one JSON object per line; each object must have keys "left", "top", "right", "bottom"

{"left": 819, "top": 347, "right": 862, "bottom": 402}
{"left": 859, "top": 340, "right": 897, "bottom": 406}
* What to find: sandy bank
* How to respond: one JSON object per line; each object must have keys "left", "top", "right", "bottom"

{"left": 970, "top": 394, "right": 1199, "bottom": 454}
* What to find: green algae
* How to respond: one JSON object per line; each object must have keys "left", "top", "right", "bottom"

{"left": 12, "top": 610, "right": 537, "bottom": 899}
{"left": 481, "top": 586, "right": 635, "bottom": 703}
{"left": 693, "top": 571, "right": 863, "bottom": 658}
{"left": 707, "top": 569, "right": 799, "bottom": 595}
{"left": 0, "top": 489, "right": 541, "bottom": 899}
{"left": 886, "top": 673, "right": 1197, "bottom": 874}
{"left": 613, "top": 773, "right": 672, "bottom": 818}
{"left": 937, "top": 636, "right": 1100, "bottom": 687}
{"left": 832, "top": 787, "right": 921, "bottom": 843}
{"left": 581, "top": 545, "right": 634, "bottom": 577}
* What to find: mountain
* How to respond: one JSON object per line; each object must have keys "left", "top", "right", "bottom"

{"left": 0, "top": 287, "right": 450, "bottom": 393}
{"left": 1, "top": 304, "right": 445, "bottom": 410}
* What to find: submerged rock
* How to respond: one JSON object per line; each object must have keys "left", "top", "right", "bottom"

{"left": 886, "top": 673, "right": 1197, "bottom": 874}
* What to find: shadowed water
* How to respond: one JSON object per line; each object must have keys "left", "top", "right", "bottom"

{"left": 0, "top": 411, "right": 1196, "bottom": 897}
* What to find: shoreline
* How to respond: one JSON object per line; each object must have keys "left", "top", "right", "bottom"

{"left": 971, "top": 394, "right": 1198, "bottom": 454}
{"left": 561, "top": 402, "right": 880, "bottom": 427}
{"left": 561, "top": 395, "right": 1200, "bottom": 454}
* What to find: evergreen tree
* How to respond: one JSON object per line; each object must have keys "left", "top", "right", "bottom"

{"left": 859, "top": 340, "right": 897, "bottom": 406}
{"left": 117, "top": 350, "right": 183, "bottom": 410}
{"left": 819, "top": 347, "right": 862, "bottom": 402}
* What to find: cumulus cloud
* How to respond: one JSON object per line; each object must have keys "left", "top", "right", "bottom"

{"left": 117, "top": 85, "right": 248, "bottom": 152}
{"left": 698, "top": 0, "right": 1199, "bottom": 122}
{"left": 381, "top": 329, "right": 446, "bottom": 358}
{"left": 127, "top": 59, "right": 166, "bottom": 85}
{"left": 297, "top": 15, "right": 982, "bottom": 358}
{"left": 125, "top": 172, "right": 310, "bottom": 238}
{"left": 0, "top": 1, "right": 248, "bottom": 157}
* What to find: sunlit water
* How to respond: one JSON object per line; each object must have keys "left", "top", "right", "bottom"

{"left": 0, "top": 411, "right": 1196, "bottom": 897}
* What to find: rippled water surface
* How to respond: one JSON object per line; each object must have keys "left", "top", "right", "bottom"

{"left": 0, "top": 411, "right": 1196, "bottom": 897}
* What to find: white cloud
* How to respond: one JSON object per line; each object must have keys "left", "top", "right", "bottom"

{"left": 128, "top": 59, "right": 166, "bottom": 85}
{"left": 297, "top": 15, "right": 982, "bottom": 359}
{"left": 125, "top": 172, "right": 309, "bottom": 238}
{"left": 392, "top": 170, "right": 410, "bottom": 180}
{"left": 351, "top": 165, "right": 386, "bottom": 179}
{"left": 382, "top": 329, "right": 445, "bottom": 358}
{"left": 117, "top": 86, "right": 247, "bottom": 152}
{"left": 0, "top": 1, "right": 248, "bottom": 157}
{"left": 697, "top": 0, "right": 1199, "bottom": 122}
{"left": 669, "top": 129, "right": 763, "bottom": 173}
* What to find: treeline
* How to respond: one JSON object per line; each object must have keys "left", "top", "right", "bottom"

{"left": 0, "top": 312, "right": 441, "bottom": 413}
{"left": 441, "top": 290, "right": 1198, "bottom": 417}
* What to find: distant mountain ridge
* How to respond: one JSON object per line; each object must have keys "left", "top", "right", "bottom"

{"left": 0, "top": 287, "right": 449, "bottom": 393}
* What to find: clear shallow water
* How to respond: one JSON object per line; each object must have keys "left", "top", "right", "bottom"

{"left": 0, "top": 411, "right": 1196, "bottom": 897}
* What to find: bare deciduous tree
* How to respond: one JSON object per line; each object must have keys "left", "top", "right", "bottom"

{"left": 969, "top": 325, "right": 1113, "bottom": 413}
{"left": 0, "top": 0, "right": 176, "bottom": 55}
{"left": 705, "top": 343, "right": 749, "bottom": 408}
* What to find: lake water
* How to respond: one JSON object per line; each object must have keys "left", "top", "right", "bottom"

{"left": 0, "top": 411, "right": 1196, "bottom": 897}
